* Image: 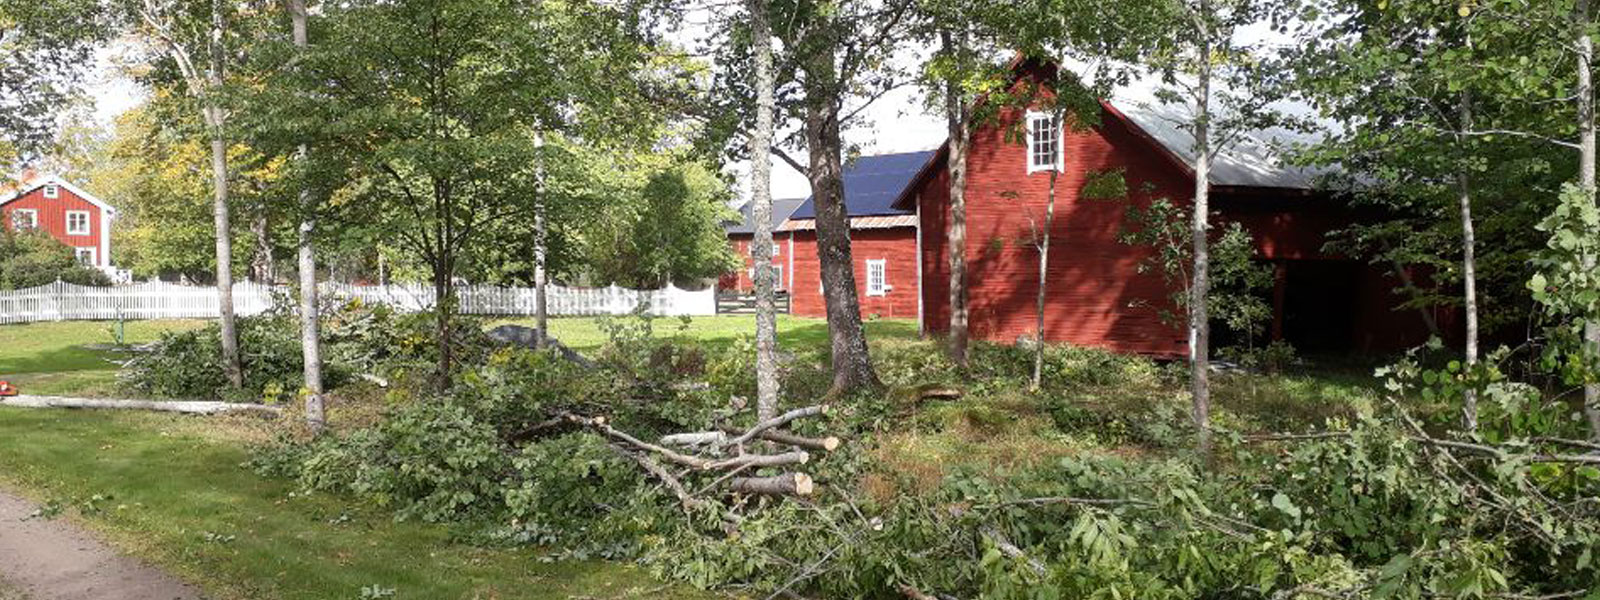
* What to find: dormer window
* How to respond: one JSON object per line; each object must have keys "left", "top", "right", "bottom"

{"left": 1026, "top": 111, "right": 1062, "bottom": 174}
{"left": 43, "top": 184, "right": 59, "bottom": 199}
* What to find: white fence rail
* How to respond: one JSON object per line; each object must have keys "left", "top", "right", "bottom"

{"left": 0, "top": 281, "right": 716, "bottom": 325}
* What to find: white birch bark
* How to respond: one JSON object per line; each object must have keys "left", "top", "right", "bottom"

{"left": 748, "top": 0, "right": 780, "bottom": 422}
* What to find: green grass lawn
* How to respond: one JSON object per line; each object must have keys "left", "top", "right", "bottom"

{"left": 502, "top": 314, "right": 920, "bottom": 352}
{"left": 0, "top": 408, "right": 714, "bottom": 600}
{"left": 0, "top": 320, "right": 203, "bottom": 397}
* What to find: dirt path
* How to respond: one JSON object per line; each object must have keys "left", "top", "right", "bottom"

{"left": 0, "top": 490, "right": 203, "bottom": 600}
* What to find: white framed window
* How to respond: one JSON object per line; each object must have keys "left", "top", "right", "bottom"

{"left": 1026, "top": 110, "right": 1063, "bottom": 174}
{"left": 865, "top": 259, "right": 887, "bottom": 296}
{"left": 74, "top": 247, "right": 96, "bottom": 266}
{"left": 9, "top": 209, "right": 37, "bottom": 230}
{"left": 66, "top": 210, "right": 90, "bottom": 235}
{"left": 43, "top": 184, "right": 59, "bottom": 199}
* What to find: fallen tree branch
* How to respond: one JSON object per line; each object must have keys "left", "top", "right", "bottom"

{"left": 707, "top": 451, "right": 810, "bottom": 470}
{"left": 728, "top": 473, "right": 815, "bottom": 497}
{"left": 979, "top": 525, "right": 1047, "bottom": 576}
{"left": 974, "top": 496, "right": 1152, "bottom": 510}
{"left": 1, "top": 395, "right": 282, "bottom": 416}
{"left": 660, "top": 431, "right": 729, "bottom": 448}
{"left": 1246, "top": 430, "right": 1600, "bottom": 465}
{"left": 565, "top": 413, "right": 809, "bottom": 471}
{"left": 721, "top": 405, "right": 830, "bottom": 449}
{"left": 609, "top": 444, "right": 706, "bottom": 510}
{"left": 719, "top": 425, "right": 842, "bottom": 452}
{"left": 561, "top": 413, "right": 715, "bottom": 469}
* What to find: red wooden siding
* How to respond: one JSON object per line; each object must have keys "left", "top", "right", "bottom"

{"left": 1, "top": 184, "right": 107, "bottom": 266}
{"left": 721, "top": 233, "right": 794, "bottom": 292}
{"left": 919, "top": 105, "right": 1190, "bottom": 355}
{"left": 913, "top": 103, "right": 1435, "bottom": 356}
{"left": 788, "top": 227, "right": 918, "bottom": 320}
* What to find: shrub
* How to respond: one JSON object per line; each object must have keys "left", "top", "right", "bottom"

{"left": 123, "top": 314, "right": 317, "bottom": 402}
{"left": 0, "top": 230, "right": 111, "bottom": 289}
{"left": 297, "top": 399, "right": 509, "bottom": 522}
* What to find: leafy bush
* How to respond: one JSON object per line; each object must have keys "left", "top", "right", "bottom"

{"left": 122, "top": 300, "right": 500, "bottom": 402}
{"left": 123, "top": 313, "right": 322, "bottom": 402}
{"left": 297, "top": 399, "right": 509, "bottom": 522}
{"left": 0, "top": 229, "right": 111, "bottom": 290}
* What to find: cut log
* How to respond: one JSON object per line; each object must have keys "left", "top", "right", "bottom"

{"left": 564, "top": 412, "right": 809, "bottom": 471}
{"left": 726, "top": 472, "right": 814, "bottom": 496}
{"left": 0, "top": 396, "right": 282, "bottom": 416}
{"left": 720, "top": 404, "right": 829, "bottom": 449}
{"left": 717, "top": 425, "right": 841, "bottom": 452}
{"left": 919, "top": 387, "right": 963, "bottom": 400}
{"left": 706, "top": 450, "right": 810, "bottom": 470}
{"left": 660, "top": 431, "right": 728, "bottom": 447}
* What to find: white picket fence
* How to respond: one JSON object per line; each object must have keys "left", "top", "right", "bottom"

{"left": 0, "top": 280, "right": 716, "bottom": 325}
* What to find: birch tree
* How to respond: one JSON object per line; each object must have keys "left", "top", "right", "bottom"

{"left": 1146, "top": 0, "right": 1286, "bottom": 454}
{"left": 289, "top": 0, "right": 323, "bottom": 432}
{"left": 746, "top": 0, "right": 780, "bottom": 421}
{"left": 132, "top": 0, "right": 243, "bottom": 389}
{"left": 1576, "top": 0, "right": 1599, "bottom": 439}
{"left": 1290, "top": 0, "right": 1578, "bottom": 433}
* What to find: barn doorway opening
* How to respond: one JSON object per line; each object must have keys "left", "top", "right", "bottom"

{"left": 1277, "top": 259, "right": 1361, "bottom": 354}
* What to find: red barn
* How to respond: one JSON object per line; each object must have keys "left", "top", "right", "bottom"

{"left": 1, "top": 174, "right": 116, "bottom": 268}
{"left": 896, "top": 65, "right": 1434, "bottom": 356}
{"left": 721, "top": 197, "right": 806, "bottom": 293}
{"left": 778, "top": 152, "right": 929, "bottom": 320}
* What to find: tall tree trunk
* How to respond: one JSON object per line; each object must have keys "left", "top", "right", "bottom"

{"left": 533, "top": 131, "right": 548, "bottom": 350}
{"left": 1189, "top": 24, "right": 1214, "bottom": 456}
{"left": 749, "top": 0, "right": 781, "bottom": 423}
{"left": 803, "top": 58, "right": 879, "bottom": 395}
{"left": 207, "top": 0, "right": 240, "bottom": 389}
{"left": 942, "top": 30, "right": 970, "bottom": 369}
{"left": 291, "top": 0, "right": 324, "bottom": 433}
{"left": 1456, "top": 92, "right": 1479, "bottom": 433}
{"left": 433, "top": 249, "right": 455, "bottom": 386}
{"left": 1578, "top": 0, "right": 1600, "bottom": 441}
{"left": 1031, "top": 155, "right": 1058, "bottom": 392}
{"left": 251, "top": 210, "right": 273, "bottom": 282}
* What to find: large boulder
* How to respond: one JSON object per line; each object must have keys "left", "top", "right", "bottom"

{"left": 486, "top": 324, "right": 595, "bottom": 369}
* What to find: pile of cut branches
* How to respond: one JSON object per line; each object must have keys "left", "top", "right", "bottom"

{"left": 550, "top": 404, "right": 841, "bottom": 513}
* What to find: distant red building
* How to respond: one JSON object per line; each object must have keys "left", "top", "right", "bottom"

{"left": 721, "top": 61, "right": 1432, "bottom": 356}
{"left": 722, "top": 152, "right": 928, "bottom": 319}
{"left": 897, "top": 62, "right": 1431, "bottom": 356}
{"left": 720, "top": 197, "right": 805, "bottom": 293}
{"left": 1, "top": 174, "right": 116, "bottom": 268}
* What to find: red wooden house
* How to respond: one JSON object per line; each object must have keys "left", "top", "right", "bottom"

{"left": 1, "top": 174, "right": 116, "bottom": 268}
{"left": 720, "top": 197, "right": 806, "bottom": 293}
{"left": 896, "top": 64, "right": 1432, "bottom": 356}
{"left": 777, "top": 152, "right": 929, "bottom": 319}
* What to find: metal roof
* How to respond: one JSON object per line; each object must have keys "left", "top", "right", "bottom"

{"left": 777, "top": 214, "right": 917, "bottom": 232}
{"left": 788, "top": 151, "right": 935, "bottom": 220}
{"left": 725, "top": 197, "right": 807, "bottom": 235}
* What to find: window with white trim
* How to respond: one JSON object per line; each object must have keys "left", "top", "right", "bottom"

{"left": 9, "top": 209, "right": 37, "bottom": 230}
{"left": 43, "top": 184, "right": 59, "bottom": 199}
{"left": 773, "top": 264, "right": 784, "bottom": 290}
{"left": 66, "top": 211, "right": 90, "bottom": 235}
{"left": 74, "top": 247, "right": 96, "bottom": 266}
{"left": 865, "top": 259, "right": 887, "bottom": 296}
{"left": 1026, "top": 111, "right": 1062, "bottom": 174}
